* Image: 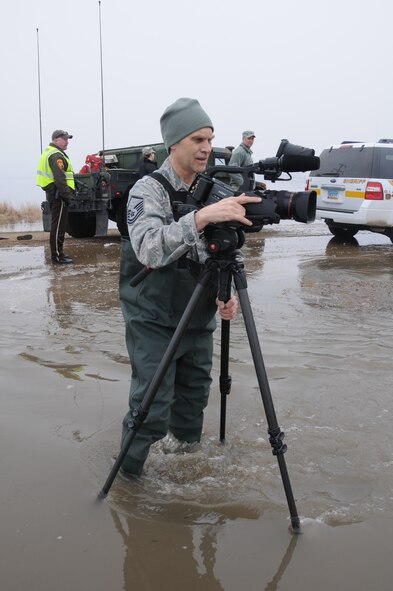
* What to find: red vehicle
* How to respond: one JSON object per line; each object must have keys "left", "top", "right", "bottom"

{"left": 79, "top": 153, "right": 104, "bottom": 174}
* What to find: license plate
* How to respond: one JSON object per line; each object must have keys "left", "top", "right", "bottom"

{"left": 327, "top": 189, "right": 338, "bottom": 200}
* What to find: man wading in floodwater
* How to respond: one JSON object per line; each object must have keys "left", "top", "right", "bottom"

{"left": 118, "top": 97, "right": 261, "bottom": 477}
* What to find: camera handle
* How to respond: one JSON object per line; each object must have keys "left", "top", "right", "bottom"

{"left": 98, "top": 255, "right": 301, "bottom": 534}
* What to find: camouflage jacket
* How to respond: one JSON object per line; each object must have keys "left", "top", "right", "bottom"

{"left": 127, "top": 157, "right": 209, "bottom": 268}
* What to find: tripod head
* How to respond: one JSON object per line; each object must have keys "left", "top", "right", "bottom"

{"left": 203, "top": 223, "right": 246, "bottom": 255}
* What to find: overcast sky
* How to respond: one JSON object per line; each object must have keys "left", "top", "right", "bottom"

{"left": 1, "top": 0, "right": 392, "bottom": 205}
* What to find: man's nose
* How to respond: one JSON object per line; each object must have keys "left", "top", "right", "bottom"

{"left": 201, "top": 141, "right": 212, "bottom": 153}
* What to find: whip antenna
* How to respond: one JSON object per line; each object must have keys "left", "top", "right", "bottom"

{"left": 36, "top": 28, "right": 43, "bottom": 152}
{"left": 98, "top": 1, "right": 106, "bottom": 163}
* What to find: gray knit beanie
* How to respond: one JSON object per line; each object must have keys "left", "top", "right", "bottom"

{"left": 160, "top": 98, "right": 214, "bottom": 150}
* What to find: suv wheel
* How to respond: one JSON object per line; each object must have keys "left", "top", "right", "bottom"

{"left": 326, "top": 223, "right": 358, "bottom": 239}
{"left": 385, "top": 228, "right": 393, "bottom": 244}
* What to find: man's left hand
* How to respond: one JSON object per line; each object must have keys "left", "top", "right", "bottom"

{"left": 216, "top": 295, "right": 238, "bottom": 321}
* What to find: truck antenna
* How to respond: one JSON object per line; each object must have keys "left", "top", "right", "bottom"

{"left": 36, "top": 28, "right": 43, "bottom": 153}
{"left": 98, "top": 1, "right": 106, "bottom": 165}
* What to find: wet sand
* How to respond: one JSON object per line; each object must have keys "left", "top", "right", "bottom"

{"left": 1, "top": 223, "right": 393, "bottom": 590}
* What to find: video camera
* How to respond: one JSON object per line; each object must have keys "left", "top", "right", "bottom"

{"left": 174, "top": 139, "right": 319, "bottom": 254}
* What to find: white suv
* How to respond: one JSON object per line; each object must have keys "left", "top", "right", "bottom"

{"left": 307, "top": 140, "right": 393, "bottom": 242}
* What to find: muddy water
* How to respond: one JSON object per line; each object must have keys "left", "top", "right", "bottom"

{"left": 1, "top": 222, "right": 393, "bottom": 590}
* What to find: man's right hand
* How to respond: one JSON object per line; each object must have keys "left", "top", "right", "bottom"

{"left": 194, "top": 194, "right": 262, "bottom": 231}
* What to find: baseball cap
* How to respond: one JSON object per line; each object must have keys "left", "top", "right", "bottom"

{"left": 243, "top": 130, "right": 256, "bottom": 138}
{"left": 52, "top": 130, "right": 73, "bottom": 140}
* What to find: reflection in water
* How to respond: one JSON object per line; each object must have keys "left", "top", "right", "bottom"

{"left": 110, "top": 507, "right": 225, "bottom": 590}
{"left": 45, "top": 239, "right": 122, "bottom": 329}
{"left": 109, "top": 494, "right": 298, "bottom": 590}
{"left": 299, "top": 237, "right": 393, "bottom": 311}
{"left": 43, "top": 240, "right": 129, "bottom": 367}
{"left": 264, "top": 533, "right": 298, "bottom": 591}
{"left": 109, "top": 493, "right": 299, "bottom": 590}
{"left": 19, "top": 351, "right": 85, "bottom": 380}
{"left": 325, "top": 235, "right": 359, "bottom": 252}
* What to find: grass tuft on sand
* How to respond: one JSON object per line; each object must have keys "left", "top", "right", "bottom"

{"left": 0, "top": 202, "right": 42, "bottom": 225}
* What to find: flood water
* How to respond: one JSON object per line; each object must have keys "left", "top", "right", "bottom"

{"left": 1, "top": 220, "right": 393, "bottom": 590}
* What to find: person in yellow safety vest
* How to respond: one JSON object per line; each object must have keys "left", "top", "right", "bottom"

{"left": 36, "top": 130, "right": 75, "bottom": 264}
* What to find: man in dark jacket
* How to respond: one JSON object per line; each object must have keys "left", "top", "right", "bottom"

{"left": 36, "top": 130, "right": 75, "bottom": 264}
{"left": 138, "top": 146, "right": 158, "bottom": 178}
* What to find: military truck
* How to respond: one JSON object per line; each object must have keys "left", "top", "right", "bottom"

{"left": 41, "top": 143, "right": 233, "bottom": 238}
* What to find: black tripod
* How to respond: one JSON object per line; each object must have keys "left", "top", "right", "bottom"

{"left": 99, "top": 252, "right": 300, "bottom": 533}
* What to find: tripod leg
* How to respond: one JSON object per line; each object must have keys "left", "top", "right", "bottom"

{"left": 218, "top": 268, "right": 232, "bottom": 441}
{"left": 219, "top": 319, "right": 231, "bottom": 441}
{"left": 98, "top": 267, "right": 214, "bottom": 498}
{"left": 232, "top": 268, "right": 301, "bottom": 533}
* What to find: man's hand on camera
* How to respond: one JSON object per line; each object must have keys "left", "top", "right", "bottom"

{"left": 216, "top": 295, "right": 238, "bottom": 321}
{"left": 194, "top": 194, "right": 262, "bottom": 231}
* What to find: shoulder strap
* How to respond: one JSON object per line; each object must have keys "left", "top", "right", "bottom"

{"left": 149, "top": 172, "right": 193, "bottom": 268}
{"left": 150, "top": 172, "right": 189, "bottom": 206}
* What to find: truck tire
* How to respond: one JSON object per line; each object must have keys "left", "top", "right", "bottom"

{"left": 115, "top": 200, "right": 128, "bottom": 237}
{"left": 67, "top": 212, "right": 96, "bottom": 238}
